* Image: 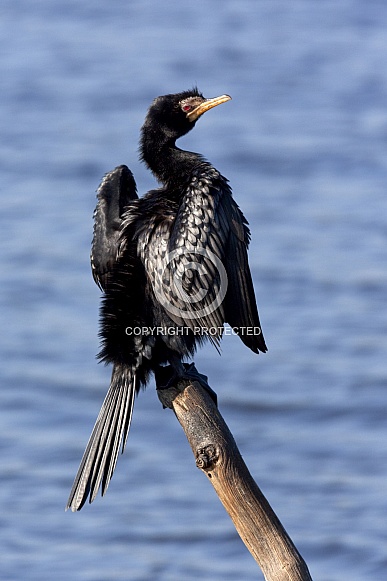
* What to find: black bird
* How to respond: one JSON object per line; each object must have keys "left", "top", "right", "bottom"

{"left": 67, "top": 88, "right": 267, "bottom": 511}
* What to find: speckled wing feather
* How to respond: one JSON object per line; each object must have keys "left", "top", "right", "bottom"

{"left": 139, "top": 163, "right": 266, "bottom": 353}
{"left": 136, "top": 166, "right": 225, "bottom": 347}
{"left": 167, "top": 163, "right": 266, "bottom": 353}
{"left": 91, "top": 165, "right": 138, "bottom": 290}
{"left": 168, "top": 166, "right": 228, "bottom": 340}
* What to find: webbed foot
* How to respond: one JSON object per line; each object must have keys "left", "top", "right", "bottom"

{"left": 155, "top": 363, "right": 217, "bottom": 407}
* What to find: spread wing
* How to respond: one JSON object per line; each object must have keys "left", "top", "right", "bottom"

{"left": 145, "top": 165, "right": 267, "bottom": 353}
{"left": 91, "top": 165, "right": 138, "bottom": 291}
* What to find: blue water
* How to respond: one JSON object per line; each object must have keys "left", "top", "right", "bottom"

{"left": 1, "top": 1, "right": 387, "bottom": 579}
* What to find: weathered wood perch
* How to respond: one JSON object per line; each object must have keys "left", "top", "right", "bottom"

{"left": 157, "top": 379, "right": 313, "bottom": 581}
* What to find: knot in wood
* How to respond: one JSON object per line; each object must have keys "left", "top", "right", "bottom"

{"left": 196, "top": 445, "right": 218, "bottom": 470}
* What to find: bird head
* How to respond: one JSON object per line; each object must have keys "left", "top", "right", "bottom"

{"left": 143, "top": 88, "right": 232, "bottom": 140}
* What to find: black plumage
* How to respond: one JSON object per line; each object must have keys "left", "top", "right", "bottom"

{"left": 67, "top": 88, "right": 267, "bottom": 511}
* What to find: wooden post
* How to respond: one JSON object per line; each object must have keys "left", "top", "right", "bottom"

{"left": 157, "top": 380, "right": 313, "bottom": 581}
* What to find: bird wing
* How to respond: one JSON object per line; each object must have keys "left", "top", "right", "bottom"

{"left": 91, "top": 165, "right": 138, "bottom": 291}
{"left": 147, "top": 165, "right": 266, "bottom": 353}
{"left": 150, "top": 168, "right": 228, "bottom": 347}
{"left": 135, "top": 175, "right": 224, "bottom": 348}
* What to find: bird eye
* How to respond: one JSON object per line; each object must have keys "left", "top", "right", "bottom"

{"left": 182, "top": 104, "right": 192, "bottom": 112}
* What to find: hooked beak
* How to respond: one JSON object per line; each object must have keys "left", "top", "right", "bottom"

{"left": 187, "top": 94, "right": 232, "bottom": 122}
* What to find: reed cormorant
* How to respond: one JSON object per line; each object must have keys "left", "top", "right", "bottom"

{"left": 67, "top": 88, "right": 267, "bottom": 511}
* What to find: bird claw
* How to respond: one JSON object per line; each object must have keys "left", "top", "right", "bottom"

{"left": 155, "top": 363, "right": 217, "bottom": 407}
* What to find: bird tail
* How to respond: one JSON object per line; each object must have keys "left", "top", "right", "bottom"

{"left": 66, "top": 364, "right": 136, "bottom": 512}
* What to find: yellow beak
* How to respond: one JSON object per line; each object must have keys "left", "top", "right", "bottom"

{"left": 187, "top": 94, "right": 232, "bottom": 122}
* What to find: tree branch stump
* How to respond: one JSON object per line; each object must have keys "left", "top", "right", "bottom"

{"left": 157, "top": 379, "right": 312, "bottom": 581}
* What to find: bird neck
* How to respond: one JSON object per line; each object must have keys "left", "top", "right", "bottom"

{"left": 140, "top": 129, "right": 203, "bottom": 188}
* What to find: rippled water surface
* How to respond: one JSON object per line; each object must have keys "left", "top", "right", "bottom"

{"left": 1, "top": 1, "right": 387, "bottom": 579}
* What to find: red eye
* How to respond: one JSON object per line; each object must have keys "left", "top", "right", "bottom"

{"left": 182, "top": 104, "right": 192, "bottom": 112}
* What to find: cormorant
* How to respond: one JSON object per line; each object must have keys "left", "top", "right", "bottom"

{"left": 67, "top": 88, "right": 267, "bottom": 511}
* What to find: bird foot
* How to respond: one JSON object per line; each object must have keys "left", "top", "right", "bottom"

{"left": 155, "top": 363, "right": 217, "bottom": 408}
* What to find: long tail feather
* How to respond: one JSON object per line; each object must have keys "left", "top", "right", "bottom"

{"left": 66, "top": 364, "right": 136, "bottom": 511}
